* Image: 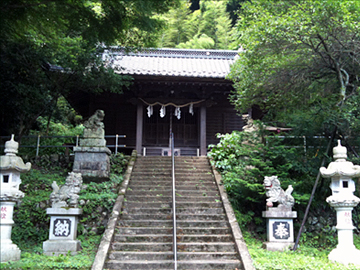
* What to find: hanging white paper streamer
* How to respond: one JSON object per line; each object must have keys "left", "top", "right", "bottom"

{"left": 147, "top": 105, "right": 153, "bottom": 118}
{"left": 189, "top": 103, "right": 194, "bottom": 115}
{"left": 160, "top": 105, "right": 166, "bottom": 118}
{"left": 174, "top": 107, "right": 181, "bottom": 120}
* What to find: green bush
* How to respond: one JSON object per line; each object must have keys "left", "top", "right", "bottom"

{"left": 17, "top": 115, "right": 84, "bottom": 158}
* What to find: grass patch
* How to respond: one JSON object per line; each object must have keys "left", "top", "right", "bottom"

{"left": 244, "top": 231, "right": 360, "bottom": 270}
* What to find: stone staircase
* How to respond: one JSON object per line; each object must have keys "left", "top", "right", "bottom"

{"left": 105, "top": 156, "right": 243, "bottom": 269}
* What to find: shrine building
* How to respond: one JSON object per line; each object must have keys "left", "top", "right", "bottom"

{"left": 68, "top": 47, "right": 249, "bottom": 156}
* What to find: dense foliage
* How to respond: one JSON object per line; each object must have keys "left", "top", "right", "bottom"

{"left": 158, "top": 0, "right": 240, "bottom": 49}
{"left": 228, "top": 0, "right": 360, "bottom": 143}
{"left": 0, "top": 0, "right": 179, "bottom": 138}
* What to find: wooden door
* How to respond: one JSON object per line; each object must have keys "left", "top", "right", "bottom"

{"left": 143, "top": 106, "right": 198, "bottom": 147}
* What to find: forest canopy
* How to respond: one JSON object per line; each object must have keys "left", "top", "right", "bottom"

{"left": 228, "top": 0, "right": 360, "bottom": 139}
{"left": 0, "top": 0, "right": 179, "bottom": 137}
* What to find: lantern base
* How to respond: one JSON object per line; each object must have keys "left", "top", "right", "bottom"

{"left": 329, "top": 246, "right": 360, "bottom": 265}
{"left": 1, "top": 242, "right": 21, "bottom": 262}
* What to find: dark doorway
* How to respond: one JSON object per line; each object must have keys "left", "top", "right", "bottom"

{"left": 143, "top": 105, "right": 199, "bottom": 148}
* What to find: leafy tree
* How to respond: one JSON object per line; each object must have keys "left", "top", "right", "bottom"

{"left": 228, "top": 0, "right": 360, "bottom": 142}
{"left": 176, "top": 33, "right": 215, "bottom": 49}
{"left": 158, "top": 0, "right": 237, "bottom": 49}
{"left": 157, "top": 1, "right": 191, "bottom": 47}
{"left": 0, "top": 0, "right": 179, "bottom": 138}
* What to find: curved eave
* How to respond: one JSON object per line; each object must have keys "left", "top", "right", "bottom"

{"left": 0, "top": 156, "right": 31, "bottom": 173}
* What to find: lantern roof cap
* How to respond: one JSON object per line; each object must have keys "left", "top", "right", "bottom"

{"left": 320, "top": 140, "right": 360, "bottom": 178}
{"left": 1, "top": 135, "right": 31, "bottom": 172}
{"left": 333, "top": 140, "right": 347, "bottom": 160}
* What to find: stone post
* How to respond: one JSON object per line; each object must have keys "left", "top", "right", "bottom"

{"left": 0, "top": 135, "right": 31, "bottom": 262}
{"left": 262, "top": 176, "right": 297, "bottom": 251}
{"left": 43, "top": 172, "right": 83, "bottom": 256}
{"left": 320, "top": 140, "right": 360, "bottom": 265}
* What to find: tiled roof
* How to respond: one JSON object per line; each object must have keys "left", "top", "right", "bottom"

{"left": 105, "top": 47, "right": 239, "bottom": 79}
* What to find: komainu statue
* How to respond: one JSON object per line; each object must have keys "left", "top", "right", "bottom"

{"left": 263, "top": 176, "right": 295, "bottom": 208}
{"left": 83, "top": 109, "right": 105, "bottom": 138}
{"left": 50, "top": 172, "right": 83, "bottom": 208}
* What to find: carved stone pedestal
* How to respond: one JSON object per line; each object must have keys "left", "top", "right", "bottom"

{"left": 72, "top": 109, "right": 111, "bottom": 181}
{"left": 73, "top": 147, "right": 111, "bottom": 181}
{"left": 262, "top": 208, "right": 297, "bottom": 251}
{"left": 43, "top": 208, "right": 83, "bottom": 256}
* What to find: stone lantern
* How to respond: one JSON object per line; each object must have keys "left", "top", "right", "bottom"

{"left": 0, "top": 135, "right": 31, "bottom": 262}
{"left": 320, "top": 140, "right": 360, "bottom": 265}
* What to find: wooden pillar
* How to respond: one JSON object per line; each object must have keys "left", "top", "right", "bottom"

{"left": 200, "top": 105, "right": 207, "bottom": 156}
{"left": 136, "top": 103, "right": 143, "bottom": 155}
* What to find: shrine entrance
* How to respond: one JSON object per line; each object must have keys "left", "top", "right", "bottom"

{"left": 143, "top": 105, "right": 199, "bottom": 148}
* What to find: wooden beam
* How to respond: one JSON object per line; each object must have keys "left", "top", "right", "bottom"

{"left": 200, "top": 105, "right": 207, "bottom": 156}
{"left": 136, "top": 103, "right": 143, "bottom": 155}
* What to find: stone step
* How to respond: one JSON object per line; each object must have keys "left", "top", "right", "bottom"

{"left": 117, "top": 227, "right": 231, "bottom": 235}
{"left": 127, "top": 185, "right": 217, "bottom": 191}
{"left": 123, "top": 202, "right": 223, "bottom": 208}
{"left": 128, "top": 179, "right": 215, "bottom": 185}
{"left": 128, "top": 180, "right": 216, "bottom": 185}
{"left": 175, "top": 176, "right": 215, "bottom": 181}
{"left": 105, "top": 259, "right": 172, "bottom": 269}
{"left": 174, "top": 167, "right": 212, "bottom": 172}
{"left": 177, "top": 242, "right": 238, "bottom": 252}
{"left": 109, "top": 251, "right": 173, "bottom": 260}
{"left": 110, "top": 242, "right": 237, "bottom": 252}
{"left": 130, "top": 172, "right": 213, "bottom": 177}
{"left": 121, "top": 214, "right": 227, "bottom": 221}
{"left": 177, "top": 260, "right": 242, "bottom": 270}
{"left": 114, "top": 234, "right": 233, "bottom": 243}
{"left": 124, "top": 195, "right": 221, "bottom": 202}
{"left": 119, "top": 220, "right": 229, "bottom": 228}
{"left": 177, "top": 234, "right": 234, "bottom": 242}
{"left": 125, "top": 190, "right": 220, "bottom": 196}
{"left": 129, "top": 181, "right": 217, "bottom": 186}
{"left": 133, "top": 164, "right": 211, "bottom": 169}
{"left": 130, "top": 171, "right": 171, "bottom": 176}
{"left": 114, "top": 234, "right": 173, "bottom": 243}
{"left": 121, "top": 208, "right": 224, "bottom": 215}
{"left": 121, "top": 214, "right": 172, "bottom": 220}
{"left": 177, "top": 227, "right": 231, "bottom": 235}
{"left": 108, "top": 251, "right": 239, "bottom": 261}
{"left": 106, "top": 259, "right": 242, "bottom": 270}
{"left": 111, "top": 242, "right": 172, "bottom": 252}
{"left": 116, "top": 227, "right": 173, "bottom": 235}
{"left": 136, "top": 156, "right": 208, "bottom": 162}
